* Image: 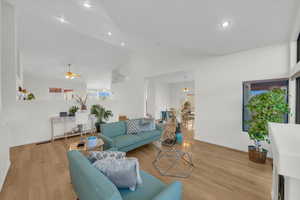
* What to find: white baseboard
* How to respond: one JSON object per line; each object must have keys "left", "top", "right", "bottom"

{"left": 0, "top": 160, "right": 11, "bottom": 191}
{"left": 193, "top": 135, "right": 247, "bottom": 152}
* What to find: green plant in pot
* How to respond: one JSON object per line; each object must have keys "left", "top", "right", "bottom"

{"left": 27, "top": 93, "right": 35, "bottom": 100}
{"left": 246, "top": 88, "right": 289, "bottom": 164}
{"left": 90, "top": 104, "right": 113, "bottom": 132}
{"left": 69, "top": 106, "right": 79, "bottom": 116}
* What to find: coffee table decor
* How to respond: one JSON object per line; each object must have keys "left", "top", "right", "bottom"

{"left": 69, "top": 137, "right": 104, "bottom": 152}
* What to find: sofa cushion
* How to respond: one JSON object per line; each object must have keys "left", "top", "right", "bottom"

{"left": 126, "top": 119, "right": 140, "bottom": 135}
{"left": 67, "top": 151, "right": 123, "bottom": 200}
{"left": 119, "top": 171, "right": 166, "bottom": 200}
{"left": 139, "top": 119, "right": 156, "bottom": 132}
{"left": 101, "top": 121, "right": 126, "bottom": 138}
{"left": 153, "top": 182, "right": 182, "bottom": 200}
{"left": 88, "top": 151, "right": 126, "bottom": 163}
{"left": 137, "top": 130, "right": 161, "bottom": 141}
{"left": 113, "top": 135, "right": 142, "bottom": 149}
{"left": 93, "top": 157, "right": 142, "bottom": 191}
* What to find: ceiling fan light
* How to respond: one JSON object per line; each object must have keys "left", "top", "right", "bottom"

{"left": 65, "top": 64, "right": 80, "bottom": 80}
{"left": 182, "top": 87, "right": 190, "bottom": 92}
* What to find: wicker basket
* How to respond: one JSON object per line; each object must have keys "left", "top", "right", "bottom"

{"left": 248, "top": 145, "right": 267, "bottom": 164}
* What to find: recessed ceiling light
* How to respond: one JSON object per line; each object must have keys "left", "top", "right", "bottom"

{"left": 55, "top": 16, "right": 69, "bottom": 24}
{"left": 219, "top": 20, "right": 232, "bottom": 30}
{"left": 107, "top": 32, "right": 112, "bottom": 36}
{"left": 83, "top": 1, "right": 92, "bottom": 8}
{"left": 121, "top": 42, "right": 125, "bottom": 47}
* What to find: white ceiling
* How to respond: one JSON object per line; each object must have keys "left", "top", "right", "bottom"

{"left": 12, "top": 0, "right": 300, "bottom": 86}
{"left": 100, "top": 0, "right": 300, "bottom": 55}
{"left": 15, "top": 0, "right": 131, "bottom": 85}
{"left": 148, "top": 71, "right": 194, "bottom": 84}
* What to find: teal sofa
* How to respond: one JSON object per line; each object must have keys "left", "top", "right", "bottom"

{"left": 67, "top": 151, "right": 182, "bottom": 200}
{"left": 99, "top": 121, "right": 163, "bottom": 152}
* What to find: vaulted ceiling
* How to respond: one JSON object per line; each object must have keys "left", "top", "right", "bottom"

{"left": 12, "top": 0, "right": 300, "bottom": 84}
{"left": 14, "top": 0, "right": 131, "bottom": 86}
{"left": 100, "top": 0, "right": 300, "bottom": 55}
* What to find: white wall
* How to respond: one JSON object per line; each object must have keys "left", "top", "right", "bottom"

{"left": 7, "top": 98, "right": 121, "bottom": 147}
{"left": 194, "top": 44, "right": 290, "bottom": 154}
{"left": 146, "top": 80, "right": 171, "bottom": 119}
{"left": 144, "top": 80, "right": 195, "bottom": 120}
{"left": 109, "top": 53, "right": 200, "bottom": 119}
{"left": 1, "top": 26, "right": 291, "bottom": 159}
{"left": 169, "top": 81, "right": 195, "bottom": 109}
{"left": 2, "top": 0, "right": 16, "bottom": 109}
{"left": 153, "top": 82, "right": 170, "bottom": 119}
{"left": 109, "top": 56, "right": 147, "bottom": 119}
{"left": 0, "top": 118, "right": 11, "bottom": 191}
{"left": 111, "top": 44, "right": 290, "bottom": 157}
{"left": 7, "top": 100, "right": 77, "bottom": 146}
{"left": 23, "top": 73, "right": 87, "bottom": 100}
{"left": 6, "top": 73, "right": 87, "bottom": 146}
{"left": 0, "top": 0, "right": 13, "bottom": 191}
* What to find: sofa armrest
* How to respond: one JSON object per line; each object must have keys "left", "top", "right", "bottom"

{"left": 155, "top": 124, "right": 164, "bottom": 132}
{"left": 106, "top": 147, "right": 118, "bottom": 151}
{"left": 152, "top": 181, "right": 182, "bottom": 200}
{"left": 99, "top": 134, "right": 115, "bottom": 150}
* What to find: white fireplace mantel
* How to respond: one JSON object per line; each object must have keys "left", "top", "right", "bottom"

{"left": 269, "top": 122, "right": 300, "bottom": 200}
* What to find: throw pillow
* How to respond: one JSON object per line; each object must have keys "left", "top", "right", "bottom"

{"left": 87, "top": 151, "right": 126, "bottom": 164}
{"left": 93, "top": 157, "right": 143, "bottom": 191}
{"left": 139, "top": 118, "right": 152, "bottom": 125}
{"left": 127, "top": 119, "right": 140, "bottom": 135}
{"left": 139, "top": 118, "right": 156, "bottom": 132}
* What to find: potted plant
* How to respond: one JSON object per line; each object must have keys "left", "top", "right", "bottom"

{"left": 27, "top": 93, "right": 35, "bottom": 100}
{"left": 246, "top": 88, "right": 289, "bottom": 164}
{"left": 68, "top": 106, "right": 79, "bottom": 116}
{"left": 90, "top": 104, "right": 113, "bottom": 132}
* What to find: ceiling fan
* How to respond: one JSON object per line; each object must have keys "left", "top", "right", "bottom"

{"left": 65, "top": 64, "right": 80, "bottom": 79}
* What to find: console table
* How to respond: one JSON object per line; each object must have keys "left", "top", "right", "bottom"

{"left": 50, "top": 115, "right": 96, "bottom": 142}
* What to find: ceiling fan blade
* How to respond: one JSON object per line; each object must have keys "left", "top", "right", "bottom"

{"left": 73, "top": 73, "right": 81, "bottom": 77}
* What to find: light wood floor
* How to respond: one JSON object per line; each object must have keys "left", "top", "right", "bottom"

{"left": 0, "top": 126, "right": 272, "bottom": 200}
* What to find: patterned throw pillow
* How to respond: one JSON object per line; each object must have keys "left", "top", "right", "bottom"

{"left": 127, "top": 119, "right": 140, "bottom": 135}
{"left": 139, "top": 119, "right": 155, "bottom": 132}
{"left": 87, "top": 151, "right": 126, "bottom": 163}
{"left": 93, "top": 157, "right": 142, "bottom": 191}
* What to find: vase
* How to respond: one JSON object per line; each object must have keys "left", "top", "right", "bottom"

{"left": 81, "top": 105, "right": 87, "bottom": 110}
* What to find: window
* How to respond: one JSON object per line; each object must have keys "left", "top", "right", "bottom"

{"left": 242, "top": 78, "right": 289, "bottom": 131}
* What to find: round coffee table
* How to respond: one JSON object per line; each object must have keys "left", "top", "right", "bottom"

{"left": 69, "top": 138, "right": 104, "bottom": 152}
{"left": 153, "top": 143, "right": 194, "bottom": 178}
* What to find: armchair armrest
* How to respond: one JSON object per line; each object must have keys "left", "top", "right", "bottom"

{"left": 152, "top": 181, "right": 182, "bottom": 200}
{"left": 99, "top": 134, "right": 115, "bottom": 150}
